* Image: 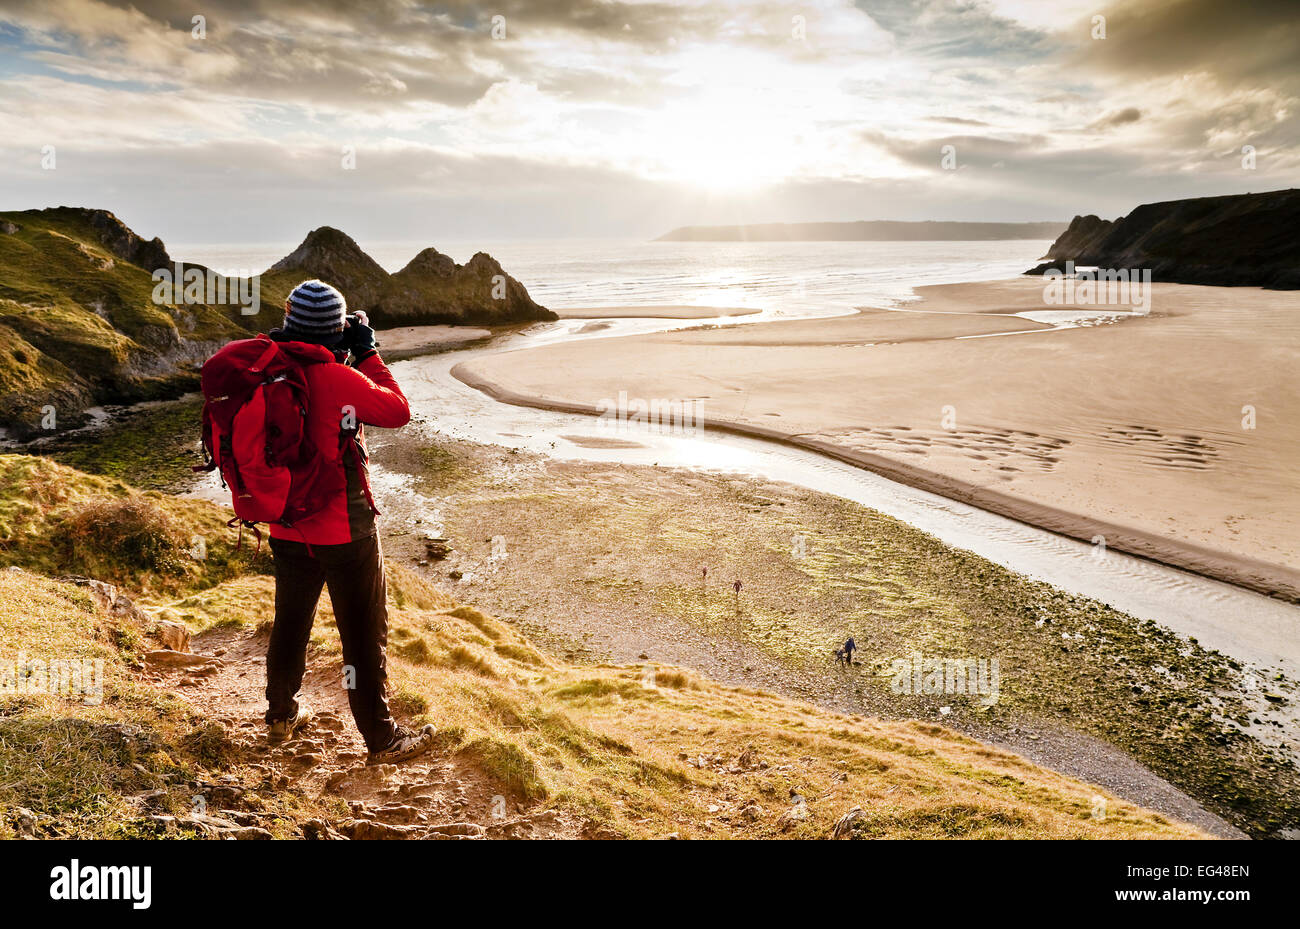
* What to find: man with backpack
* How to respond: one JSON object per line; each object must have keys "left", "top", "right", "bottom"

{"left": 199, "top": 279, "right": 434, "bottom": 765}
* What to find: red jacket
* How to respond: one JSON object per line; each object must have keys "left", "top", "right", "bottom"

{"left": 266, "top": 339, "right": 410, "bottom": 545}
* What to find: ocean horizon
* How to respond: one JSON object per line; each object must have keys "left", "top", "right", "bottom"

{"left": 170, "top": 238, "right": 1054, "bottom": 313}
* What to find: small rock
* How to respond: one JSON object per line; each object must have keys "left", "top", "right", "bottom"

{"left": 207, "top": 785, "right": 244, "bottom": 806}
{"left": 216, "top": 809, "right": 258, "bottom": 826}
{"left": 777, "top": 800, "right": 809, "bottom": 832}
{"left": 301, "top": 819, "right": 345, "bottom": 840}
{"left": 425, "top": 822, "right": 483, "bottom": 837}
{"left": 228, "top": 826, "right": 274, "bottom": 840}
{"left": 58, "top": 576, "right": 118, "bottom": 612}
{"left": 343, "top": 819, "right": 419, "bottom": 840}
{"left": 144, "top": 650, "right": 221, "bottom": 670}
{"left": 376, "top": 804, "right": 423, "bottom": 825}
{"left": 155, "top": 619, "right": 192, "bottom": 653}
{"left": 11, "top": 807, "right": 38, "bottom": 837}
{"left": 831, "top": 807, "right": 863, "bottom": 839}
{"left": 178, "top": 812, "right": 240, "bottom": 836}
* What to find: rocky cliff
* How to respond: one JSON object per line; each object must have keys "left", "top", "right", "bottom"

{"left": 0, "top": 209, "right": 553, "bottom": 438}
{"left": 259, "top": 227, "right": 555, "bottom": 328}
{"left": 1025, "top": 189, "right": 1300, "bottom": 289}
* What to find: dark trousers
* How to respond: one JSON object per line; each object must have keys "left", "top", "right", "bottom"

{"left": 266, "top": 534, "right": 395, "bottom": 752}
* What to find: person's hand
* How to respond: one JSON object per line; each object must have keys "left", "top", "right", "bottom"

{"left": 343, "top": 313, "right": 378, "bottom": 361}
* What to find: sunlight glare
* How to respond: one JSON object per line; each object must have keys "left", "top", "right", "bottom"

{"left": 644, "top": 87, "right": 804, "bottom": 192}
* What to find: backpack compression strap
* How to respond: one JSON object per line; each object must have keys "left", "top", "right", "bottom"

{"left": 248, "top": 337, "right": 281, "bottom": 374}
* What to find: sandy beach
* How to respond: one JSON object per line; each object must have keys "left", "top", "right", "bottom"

{"left": 556, "top": 305, "right": 762, "bottom": 319}
{"left": 454, "top": 277, "right": 1300, "bottom": 599}
{"left": 376, "top": 324, "right": 493, "bottom": 359}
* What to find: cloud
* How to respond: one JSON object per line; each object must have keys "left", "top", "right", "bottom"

{"left": 0, "top": 0, "right": 1293, "bottom": 238}
{"left": 1081, "top": 0, "right": 1300, "bottom": 93}
{"left": 1088, "top": 106, "right": 1142, "bottom": 130}
{"left": 930, "top": 116, "right": 993, "bottom": 127}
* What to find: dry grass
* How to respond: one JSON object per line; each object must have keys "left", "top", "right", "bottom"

{"left": 0, "top": 455, "right": 265, "bottom": 593}
{"left": 0, "top": 569, "right": 348, "bottom": 838}
{"left": 57, "top": 495, "right": 190, "bottom": 578}
{"left": 365, "top": 600, "right": 1205, "bottom": 839}
{"left": 0, "top": 455, "right": 1211, "bottom": 840}
{"left": 1, "top": 560, "right": 1206, "bottom": 839}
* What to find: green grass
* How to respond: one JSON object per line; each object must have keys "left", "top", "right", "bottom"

{"left": 43, "top": 396, "right": 205, "bottom": 491}
{"left": 0, "top": 209, "right": 243, "bottom": 436}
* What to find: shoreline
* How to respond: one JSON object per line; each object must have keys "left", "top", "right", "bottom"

{"left": 448, "top": 274, "right": 1300, "bottom": 605}
{"left": 554, "top": 305, "right": 762, "bottom": 319}
{"left": 450, "top": 360, "right": 1300, "bottom": 602}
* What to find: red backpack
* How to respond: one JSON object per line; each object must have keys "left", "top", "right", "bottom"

{"left": 195, "top": 335, "right": 345, "bottom": 547}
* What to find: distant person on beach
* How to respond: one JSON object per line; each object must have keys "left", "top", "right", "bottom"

{"left": 835, "top": 636, "right": 857, "bottom": 669}
{"left": 198, "top": 279, "right": 434, "bottom": 765}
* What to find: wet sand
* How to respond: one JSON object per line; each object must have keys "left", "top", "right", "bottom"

{"left": 377, "top": 324, "right": 492, "bottom": 359}
{"left": 556, "top": 305, "right": 761, "bottom": 319}
{"left": 454, "top": 277, "right": 1300, "bottom": 599}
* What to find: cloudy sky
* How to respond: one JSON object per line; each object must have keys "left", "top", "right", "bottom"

{"left": 0, "top": 0, "right": 1295, "bottom": 243}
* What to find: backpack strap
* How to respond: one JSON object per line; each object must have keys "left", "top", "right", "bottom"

{"left": 249, "top": 337, "right": 281, "bottom": 374}
{"left": 226, "top": 516, "right": 263, "bottom": 553}
{"left": 342, "top": 428, "right": 382, "bottom": 517}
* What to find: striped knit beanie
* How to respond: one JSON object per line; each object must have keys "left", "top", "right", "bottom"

{"left": 284, "top": 279, "right": 347, "bottom": 340}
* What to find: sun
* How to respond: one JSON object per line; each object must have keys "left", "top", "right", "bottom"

{"left": 643, "top": 88, "right": 804, "bottom": 192}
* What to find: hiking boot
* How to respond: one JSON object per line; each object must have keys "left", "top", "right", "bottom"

{"left": 367, "top": 724, "right": 435, "bottom": 766}
{"left": 268, "top": 702, "right": 313, "bottom": 743}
